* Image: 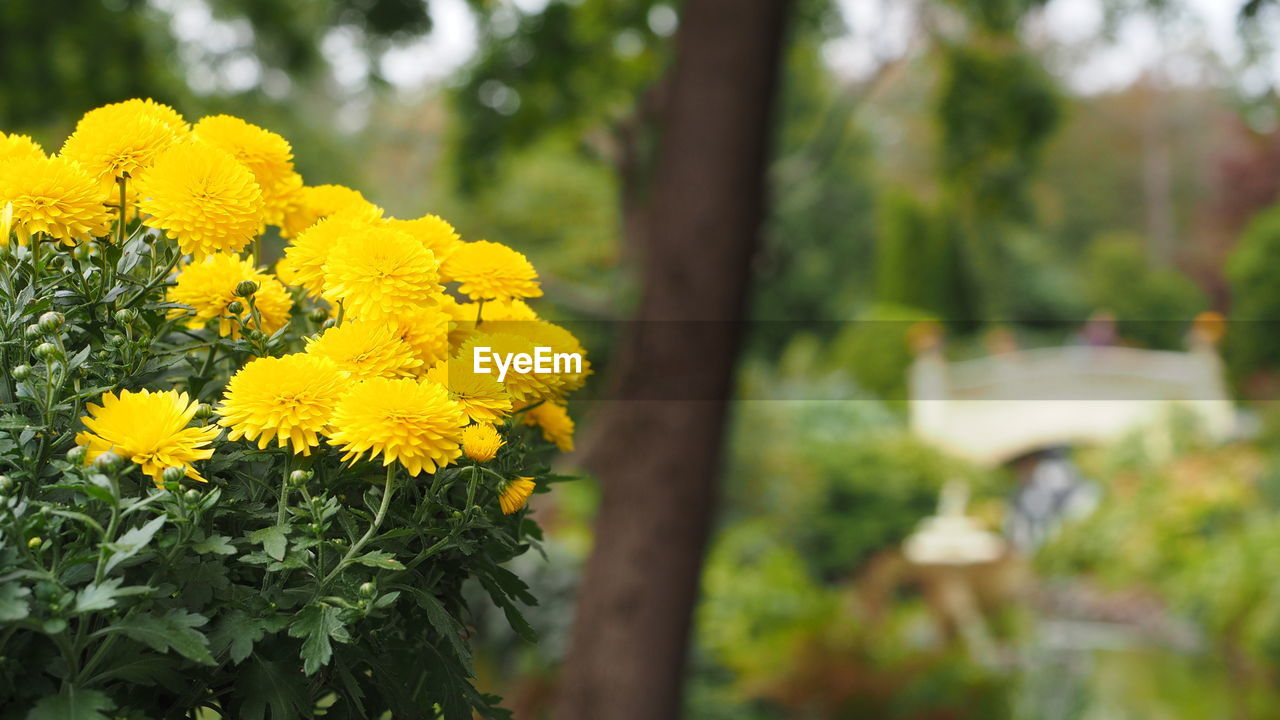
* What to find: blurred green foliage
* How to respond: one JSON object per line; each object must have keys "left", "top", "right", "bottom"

{"left": 1226, "top": 206, "right": 1280, "bottom": 384}
{"left": 1083, "top": 233, "right": 1207, "bottom": 349}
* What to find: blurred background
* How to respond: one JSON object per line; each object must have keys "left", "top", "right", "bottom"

{"left": 10, "top": 0, "right": 1280, "bottom": 717}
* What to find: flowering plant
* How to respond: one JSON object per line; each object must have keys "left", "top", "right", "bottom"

{"left": 0, "top": 100, "right": 585, "bottom": 719}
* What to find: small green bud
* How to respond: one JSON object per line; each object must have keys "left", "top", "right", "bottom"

{"left": 162, "top": 466, "right": 185, "bottom": 485}
{"left": 193, "top": 403, "right": 214, "bottom": 420}
{"left": 94, "top": 452, "right": 123, "bottom": 471}
{"left": 27, "top": 537, "right": 41, "bottom": 549}
{"left": 113, "top": 308, "right": 138, "bottom": 325}
{"left": 307, "top": 307, "right": 328, "bottom": 324}
{"left": 322, "top": 318, "right": 337, "bottom": 330}
{"left": 33, "top": 342, "right": 60, "bottom": 361}
{"left": 451, "top": 510, "right": 464, "bottom": 520}
{"left": 24, "top": 324, "right": 41, "bottom": 341}
{"left": 0, "top": 475, "right": 12, "bottom": 492}
{"left": 234, "top": 280, "right": 259, "bottom": 297}
{"left": 226, "top": 300, "right": 244, "bottom": 315}
{"left": 358, "top": 582, "right": 376, "bottom": 598}
{"left": 289, "top": 469, "right": 313, "bottom": 486}
{"left": 66, "top": 446, "right": 86, "bottom": 465}
{"left": 37, "top": 311, "right": 64, "bottom": 334}
{"left": 11, "top": 364, "right": 31, "bottom": 381}
{"left": 184, "top": 488, "right": 201, "bottom": 503}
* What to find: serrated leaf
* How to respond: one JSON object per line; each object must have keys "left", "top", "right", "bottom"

{"left": 0, "top": 581, "right": 31, "bottom": 621}
{"left": 210, "top": 610, "right": 270, "bottom": 665}
{"left": 249, "top": 525, "right": 287, "bottom": 561}
{"left": 407, "top": 588, "right": 472, "bottom": 669}
{"left": 26, "top": 685, "right": 113, "bottom": 720}
{"left": 74, "top": 578, "right": 122, "bottom": 613}
{"left": 112, "top": 609, "right": 215, "bottom": 665}
{"left": 104, "top": 515, "right": 165, "bottom": 574}
{"left": 352, "top": 550, "right": 404, "bottom": 571}
{"left": 288, "top": 604, "right": 350, "bottom": 676}
{"left": 192, "top": 534, "right": 236, "bottom": 555}
{"left": 234, "top": 655, "right": 310, "bottom": 720}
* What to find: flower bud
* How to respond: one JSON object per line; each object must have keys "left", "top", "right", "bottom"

{"left": 37, "top": 312, "right": 64, "bottom": 334}
{"left": 184, "top": 488, "right": 201, "bottom": 503}
{"left": 234, "top": 280, "right": 259, "bottom": 298}
{"left": 27, "top": 537, "right": 42, "bottom": 549}
{"left": 33, "top": 342, "right": 60, "bottom": 361}
{"left": 24, "top": 324, "right": 41, "bottom": 340}
{"left": 11, "top": 364, "right": 31, "bottom": 381}
{"left": 162, "top": 466, "right": 186, "bottom": 485}
{"left": 358, "top": 582, "right": 376, "bottom": 598}
{"left": 193, "top": 403, "right": 214, "bottom": 420}
{"left": 289, "top": 469, "right": 313, "bottom": 486}
{"left": 0, "top": 475, "right": 12, "bottom": 492}
{"left": 66, "top": 446, "right": 86, "bottom": 465}
{"left": 307, "top": 307, "right": 328, "bottom": 324}
{"left": 113, "top": 308, "right": 138, "bottom": 326}
{"left": 226, "top": 300, "right": 244, "bottom": 315}
{"left": 322, "top": 318, "right": 337, "bottom": 330}
{"left": 94, "top": 452, "right": 123, "bottom": 471}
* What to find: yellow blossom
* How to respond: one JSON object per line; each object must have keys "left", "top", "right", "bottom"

{"left": 167, "top": 254, "right": 292, "bottom": 337}
{"left": 327, "top": 376, "right": 467, "bottom": 476}
{"left": 60, "top": 99, "right": 186, "bottom": 191}
{"left": 521, "top": 401, "right": 575, "bottom": 452}
{"left": 0, "top": 155, "right": 112, "bottom": 244}
{"left": 305, "top": 320, "right": 422, "bottom": 380}
{"left": 498, "top": 477, "right": 536, "bottom": 515}
{"left": 461, "top": 423, "right": 504, "bottom": 462}
{"left": 444, "top": 240, "right": 542, "bottom": 301}
{"left": 76, "top": 389, "right": 218, "bottom": 484}
{"left": 0, "top": 132, "right": 44, "bottom": 163}
{"left": 323, "top": 225, "right": 442, "bottom": 319}
{"left": 219, "top": 354, "right": 346, "bottom": 455}
{"left": 426, "top": 359, "right": 513, "bottom": 424}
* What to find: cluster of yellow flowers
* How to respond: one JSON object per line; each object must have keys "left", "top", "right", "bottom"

{"left": 1, "top": 100, "right": 586, "bottom": 514}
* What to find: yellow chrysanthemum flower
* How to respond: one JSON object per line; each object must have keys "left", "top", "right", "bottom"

{"left": 461, "top": 423, "right": 504, "bottom": 462}
{"left": 167, "top": 253, "right": 292, "bottom": 337}
{"left": 323, "top": 226, "right": 442, "bottom": 319}
{"left": 0, "top": 155, "right": 112, "bottom": 244}
{"left": 426, "top": 360, "right": 513, "bottom": 424}
{"left": 193, "top": 115, "right": 295, "bottom": 219}
{"left": 75, "top": 388, "right": 218, "bottom": 484}
{"left": 498, "top": 477, "right": 536, "bottom": 515}
{"left": 521, "top": 401, "right": 575, "bottom": 452}
{"left": 305, "top": 320, "right": 422, "bottom": 380}
{"left": 279, "top": 213, "right": 371, "bottom": 297}
{"left": 498, "top": 320, "right": 591, "bottom": 396}
{"left": 60, "top": 99, "right": 185, "bottom": 190}
{"left": 459, "top": 332, "right": 558, "bottom": 405}
{"left": 393, "top": 304, "right": 452, "bottom": 369}
{"left": 136, "top": 140, "right": 264, "bottom": 258}
{"left": 281, "top": 183, "right": 383, "bottom": 237}
{"left": 385, "top": 214, "right": 463, "bottom": 271}
{"left": 219, "top": 354, "right": 346, "bottom": 455}
{"left": 267, "top": 171, "right": 305, "bottom": 231}
{"left": 0, "top": 132, "right": 44, "bottom": 163}
{"left": 327, "top": 377, "right": 467, "bottom": 476}
{"left": 444, "top": 240, "right": 543, "bottom": 301}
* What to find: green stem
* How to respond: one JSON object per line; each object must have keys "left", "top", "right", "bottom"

{"left": 322, "top": 465, "right": 395, "bottom": 586}
{"left": 276, "top": 463, "right": 290, "bottom": 527}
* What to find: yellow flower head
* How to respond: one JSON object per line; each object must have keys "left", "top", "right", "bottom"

{"left": 60, "top": 99, "right": 186, "bottom": 189}
{"left": 0, "top": 132, "right": 44, "bottom": 163}
{"left": 393, "top": 304, "right": 452, "bottom": 369}
{"left": 0, "top": 155, "right": 112, "bottom": 244}
{"left": 193, "top": 115, "right": 295, "bottom": 218}
{"left": 462, "top": 423, "right": 504, "bottom": 462}
{"left": 305, "top": 319, "right": 422, "bottom": 380}
{"left": 279, "top": 213, "right": 370, "bottom": 297}
{"left": 385, "top": 214, "right": 463, "bottom": 271}
{"left": 323, "top": 225, "right": 442, "bottom": 319}
{"left": 167, "top": 253, "right": 292, "bottom": 337}
{"left": 136, "top": 140, "right": 264, "bottom": 258}
{"left": 75, "top": 388, "right": 218, "bottom": 484}
{"left": 444, "top": 240, "right": 542, "bottom": 301}
{"left": 459, "top": 332, "right": 558, "bottom": 405}
{"left": 498, "top": 477, "right": 536, "bottom": 515}
{"left": 281, "top": 183, "right": 382, "bottom": 237}
{"left": 426, "top": 359, "right": 513, "bottom": 424}
{"left": 220, "top": 354, "right": 346, "bottom": 455}
{"left": 521, "top": 401, "right": 575, "bottom": 452}
{"left": 327, "top": 376, "right": 467, "bottom": 476}
{"left": 499, "top": 320, "right": 591, "bottom": 396}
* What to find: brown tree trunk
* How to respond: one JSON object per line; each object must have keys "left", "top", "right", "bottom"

{"left": 554, "top": 1, "right": 792, "bottom": 719}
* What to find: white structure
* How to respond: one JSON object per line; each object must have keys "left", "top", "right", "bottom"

{"left": 908, "top": 328, "right": 1236, "bottom": 467}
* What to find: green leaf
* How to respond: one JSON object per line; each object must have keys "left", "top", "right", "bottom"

{"left": 234, "top": 655, "right": 310, "bottom": 720}
{"left": 249, "top": 525, "right": 288, "bottom": 561}
{"left": 406, "top": 587, "right": 472, "bottom": 669}
{"left": 26, "top": 686, "right": 114, "bottom": 720}
{"left": 0, "top": 582, "right": 31, "bottom": 621}
{"left": 352, "top": 550, "right": 405, "bottom": 571}
{"left": 192, "top": 533, "right": 236, "bottom": 556}
{"left": 73, "top": 577, "right": 145, "bottom": 614}
{"left": 288, "top": 603, "right": 351, "bottom": 676}
{"left": 476, "top": 573, "right": 537, "bottom": 643}
{"left": 112, "top": 609, "right": 215, "bottom": 665}
{"left": 103, "top": 515, "right": 165, "bottom": 574}
{"left": 210, "top": 610, "right": 270, "bottom": 665}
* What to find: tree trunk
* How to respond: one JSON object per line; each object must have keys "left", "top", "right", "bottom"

{"left": 554, "top": 1, "right": 792, "bottom": 719}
